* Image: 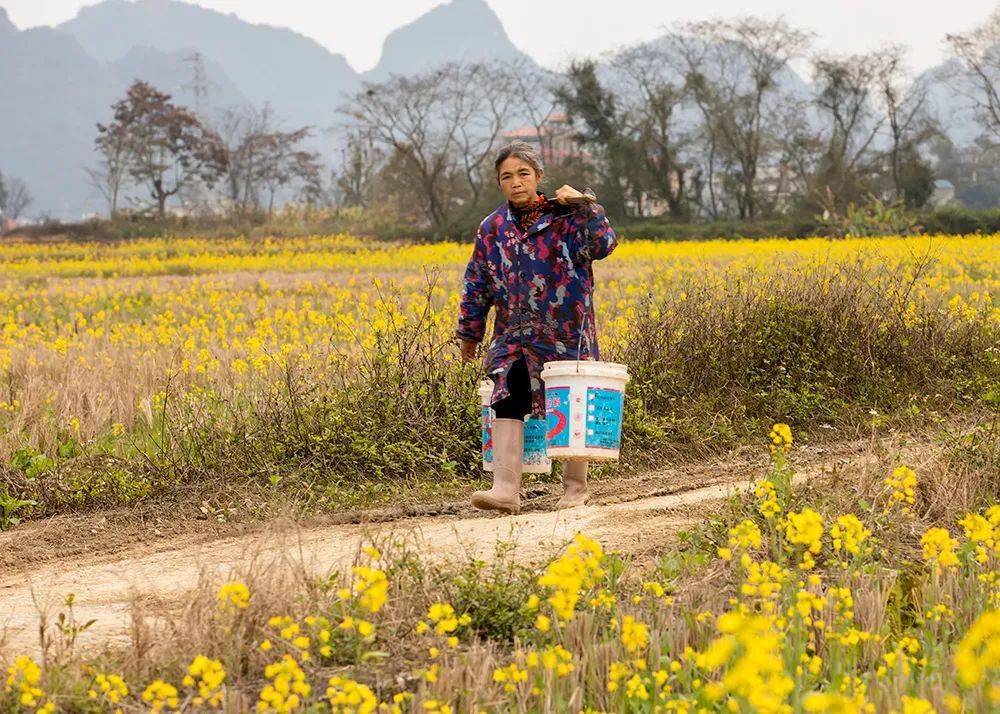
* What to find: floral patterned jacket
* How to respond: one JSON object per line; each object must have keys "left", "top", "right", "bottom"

{"left": 456, "top": 191, "right": 618, "bottom": 418}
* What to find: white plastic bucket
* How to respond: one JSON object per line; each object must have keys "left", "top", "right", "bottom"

{"left": 478, "top": 380, "right": 552, "bottom": 474}
{"left": 541, "top": 360, "right": 629, "bottom": 461}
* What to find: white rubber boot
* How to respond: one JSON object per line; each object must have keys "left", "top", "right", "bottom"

{"left": 471, "top": 418, "right": 523, "bottom": 514}
{"left": 556, "top": 460, "right": 589, "bottom": 509}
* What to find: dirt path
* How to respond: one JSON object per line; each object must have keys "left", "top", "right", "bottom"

{"left": 0, "top": 434, "right": 937, "bottom": 656}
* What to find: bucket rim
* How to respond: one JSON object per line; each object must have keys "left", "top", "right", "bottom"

{"left": 540, "top": 359, "right": 629, "bottom": 377}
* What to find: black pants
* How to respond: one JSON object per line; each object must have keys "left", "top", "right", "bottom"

{"left": 491, "top": 356, "right": 532, "bottom": 420}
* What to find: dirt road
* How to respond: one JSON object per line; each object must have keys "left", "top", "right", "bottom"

{"left": 0, "top": 434, "right": 935, "bottom": 656}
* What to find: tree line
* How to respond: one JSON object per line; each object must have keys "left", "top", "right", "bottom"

{"left": 87, "top": 82, "right": 323, "bottom": 220}
{"left": 338, "top": 12, "right": 1000, "bottom": 234}
{"left": 30, "top": 10, "right": 998, "bottom": 233}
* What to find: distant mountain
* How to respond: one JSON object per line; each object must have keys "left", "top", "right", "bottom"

{"left": 1, "top": 8, "right": 117, "bottom": 218}
{"left": 364, "top": 0, "right": 537, "bottom": 81}
{"left": 0, "top": 6, "right": 253, "bottom": 218}
{"left": 58, "top": 0, "right": 360, "bottom": 130}
{"left": 916, "top": 59, "right": 987, "bottom": 148}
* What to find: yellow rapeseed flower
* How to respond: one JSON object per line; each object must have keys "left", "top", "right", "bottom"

{"left": 954, "top": 609, "right": 1000, "bottom": 687}
{"left": 217, "top": 581, "right": 251, "bottom": 611}
{"left": 921, "top": 527, "right": 960, "bottom": 573}
{"left": 785, "top": 508, "right": 824, "bottom": 569}
{"left": 769, "top": 423, "right": 793, "bottom": 455}
{"left": 326, "top": 676, "right": 379, "bottom": 713}
{"left": 142, "top": 679, "right": 180, "bottom": 712}
{"left": 182, "top": 655, "right": 226, "bottom": 708}
{"left": 258, "top": 655, "right": 310, "bottom": 713}
{"left": 885, "top": 466, "right": 917, "bottom": 515}
{"left": 830, "top": 514, "right": 871, "bottom": 558}
{"left": 619, "top": 615, "right": 650, "bottom": 654}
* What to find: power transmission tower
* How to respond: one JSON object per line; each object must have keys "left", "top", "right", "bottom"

{"left": 183, "top": 52, "right": 212, "bottom": 116}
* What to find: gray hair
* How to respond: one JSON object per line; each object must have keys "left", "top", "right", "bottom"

{"left": 494, "top": 141, "right": 544, "bottom": 182}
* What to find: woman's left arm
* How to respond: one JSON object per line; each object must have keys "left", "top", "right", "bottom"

{"left": 567, "top": 200, "right": 618, "bottom": 264}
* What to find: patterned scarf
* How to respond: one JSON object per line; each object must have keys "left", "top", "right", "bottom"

{"left": 512, "top": 192, "right": 547, "bottom": 233}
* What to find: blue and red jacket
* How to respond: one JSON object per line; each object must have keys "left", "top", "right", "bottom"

{"left": 456, "top": 191, "right": 618, "bottom": 418}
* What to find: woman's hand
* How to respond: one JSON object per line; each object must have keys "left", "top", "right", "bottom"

{"left": 460, "top": 339, "right": 478, "bottom": 363}
{"left": 554, "top": 185, "right": 596, "bottom": 205}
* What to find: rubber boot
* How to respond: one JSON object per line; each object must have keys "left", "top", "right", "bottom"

{"left": 556, "top": 460, "right": 589, "bottom": 509}
{"left": 471, "top": 418, "right": 523, "bottom": 514}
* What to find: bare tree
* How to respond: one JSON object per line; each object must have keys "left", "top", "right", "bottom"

{"left": 342, "top": 61, "right": 517, "bottom": 233}
{"left": 611, "top": 42, "right": 692, "bottom": 216}
{"left": 505, "top": 58, "right": 560, "bottom": 157}
{"left": 453, "top": 64, "right": 518, "bottom": 212}
{"left": 669, "top": 34, "right": 722, "bottom": 218}
{"left": 946, "top": 9, "right": 1000, "bottom": 139}
{"left": 88, "top": 113, "right": 133, "bottom": 217}
{"left": 331, "top": 127, "right": 384, "bottom": 208}
{"left": 344, "top": 69, "right": 449, "bottom": 229}
{"left": 875, "top": 46, "right": 937, "bottom": 204}
{"left": 768, "top": 99, "right": 824, "bottom": 213}
{"left": 288, "top": 150, "right": 325, "bottom": 207}
{"left": 218, "top": 105, "right": 273, "bottom": 213}
{"left": 811, "top": 50, "right": 897, "bottom": 207}
{"left": 0, "top": 175, "right": 33, "bottom": 221}
{"left": 259, "top": 129, "right": 320, "bottom": 215}
{"left": 672, "top": 17, "right": 813, "bottom": 219}
{"left": 218, "top": 105, "right": 320, "bottom": 216}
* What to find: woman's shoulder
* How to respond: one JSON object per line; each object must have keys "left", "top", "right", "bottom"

{"left": 478, "top": 203, "right": 509, "bottom": 235}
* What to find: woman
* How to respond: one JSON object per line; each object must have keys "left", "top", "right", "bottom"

{"left": 457, "top": 140, "right": 618, "bottom": 514}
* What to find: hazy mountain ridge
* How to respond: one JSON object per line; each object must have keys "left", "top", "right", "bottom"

{"left": 914, "top": 58, "right": 985, "bottom": 148}
{"left": 364, "top": 0, "right": 534, "bottom": 81}
{"left": 57, "top": 0, "right": 360, "bottom": 129}
{"left": 2, "top": 9, "right": 122, "bottom": 217}
{"left": 0, "top": 6, "right": 255, "bottom": 217}
{"left": 0, "top": 1, "right": 991, "bottom": 218}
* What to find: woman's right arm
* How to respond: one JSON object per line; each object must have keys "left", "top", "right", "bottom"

{"left": 456, "top": 224, "right": 493, "bottom": 349}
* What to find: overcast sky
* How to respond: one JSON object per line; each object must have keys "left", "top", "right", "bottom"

{"left": 6, "top": 0, "right": 998, "bottom": 76}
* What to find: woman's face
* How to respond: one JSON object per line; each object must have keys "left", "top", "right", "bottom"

{"left": 497, "top": 156, "right": 543, "bottom": 208}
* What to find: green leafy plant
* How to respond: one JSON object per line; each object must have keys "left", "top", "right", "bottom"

{"left": 0, "top": 485, "right": 37, "bottom": 530}
{"left": 11, "top": 445, "right": 56, "bottom": 480}
{"left": 448, "top": 543, "right": 538, "bottom": 642}
{"left": 817, "top": 190, "right": 923, "bottom": 238}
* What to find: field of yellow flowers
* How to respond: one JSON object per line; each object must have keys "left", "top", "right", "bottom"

{"left": 2, "top": 422, "right": 997, "bottom": 712}
{"left": 0, "top": 232, "right": 996, "bottom": 522}
{"left": 0, "top": 232, "right": 997, "bottom": 711}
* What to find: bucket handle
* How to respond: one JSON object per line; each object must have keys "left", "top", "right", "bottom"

{"left": 576, "top": 309, "right": 590, "bottom": 374}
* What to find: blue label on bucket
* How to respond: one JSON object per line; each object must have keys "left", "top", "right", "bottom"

{"left": 545, "top": 386, "right": 570, "bottom": 448}
{"left": 524, "top": 418, "right": 548, "bottom": 464}
{"left": 481, "top": 406, "right": 493, "bottom": 463}
{"left": 585, "top": 388, "right": 624, "bottom": 449}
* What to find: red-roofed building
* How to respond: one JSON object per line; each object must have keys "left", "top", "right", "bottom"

{"left": 501, "top": 113, "right": 588, "bottom": 166}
